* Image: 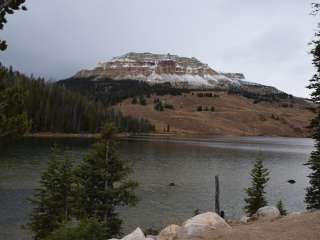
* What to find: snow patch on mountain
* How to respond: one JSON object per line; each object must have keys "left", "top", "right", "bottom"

{"left": 72, "top": 52, "right": 280, "bottom": 93}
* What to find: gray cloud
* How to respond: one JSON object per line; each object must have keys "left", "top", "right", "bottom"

{"left": 0, "top": 0, "right": 318, "bottom": 97}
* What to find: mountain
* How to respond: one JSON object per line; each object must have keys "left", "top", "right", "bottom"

{"left": 72, "top": 52, "right": 280, "bottom": 94}
{"left": 59, "top": 52, "right": 315, "bottom": 137}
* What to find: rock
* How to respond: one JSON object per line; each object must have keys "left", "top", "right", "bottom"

{"left": 288, "top": 179, "right": 296, "bottom": 184}
{"left": 122, "top": 228, "right": 145, "bottom": 240}
{"left": 158, "top": 224, "right": 181, "bottom": 240}
{"left": 240, "top": 216, "right": 250, "bottom": 223}
{"left": 146, "top": 236, "right": 157, "bottom": 240}
{"left": 177, "top": 212, "right": 231, "bottom": 240}
{"left": 256, "top": 206, "right": 280, "bottom": 220}
{"left": 169, "top": 182, "right": 175, "bottom": 187}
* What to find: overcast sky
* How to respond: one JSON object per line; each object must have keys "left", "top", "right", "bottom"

{"left": 0, "top": 0, "right": 318, "bottom": 97}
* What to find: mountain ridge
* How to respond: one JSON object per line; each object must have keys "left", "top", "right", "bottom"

{"left": 71, "top": 52, "right": 282, "bottom": 94}
{"left": 58, "top": 52, "right": 314, "bottom": 137}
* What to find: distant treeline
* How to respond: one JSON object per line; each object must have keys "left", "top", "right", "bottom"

{"left": 59, "top": 77, "right": 190, "bottom": 106}
{"left": 0, "top": 65, "right": 155, "bottom": 133}
{"left": 228, "top": 86, "right": 293, "bottom": 104}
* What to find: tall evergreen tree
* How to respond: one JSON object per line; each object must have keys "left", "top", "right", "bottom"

{"left": 76, "top": 123, "right": 138, "bottom": 238}
{"left": 244, "top": 155, "right": 270, "bottom": 216}
{"left": 28, "top": 146, "right": 75, "bottom": 240}
{"left": 305, "top": 2, "right": 320, "bottom": 210}
{"left": 0, "top": 65, "right": 155, "bottom": 134}
{"left": 0, "top": 85, "right": 31, "bottom": 141}
{"left": 276, "top": 200, "right": 287, "bottom": 216}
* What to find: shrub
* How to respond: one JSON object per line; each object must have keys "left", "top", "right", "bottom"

{"left": 144, "top": 227, "right": 159, "bottom": 236}
{"left": 154, "top": 102, "right": 164, "bottom": 111}
{"left": 164, "top": 103, "right": 174, "bottom": 109}
{"left": 139, "top": 95, "right": 147, "bottom": 105}
{"left": 45, "top": 219, "right": 110, "bottom": 240}
{"left": 131, "top": 97, "right": 138, "bottom": 104}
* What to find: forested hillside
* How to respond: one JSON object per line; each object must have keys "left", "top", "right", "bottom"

{"left": 59, "top": 77, "right": 189, "bottom": 106}
{"left": 0, "top": 65, "right": 155, "bottom": 133}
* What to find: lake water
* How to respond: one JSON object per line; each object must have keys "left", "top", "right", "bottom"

{"left": 0, "top": 136, "right": 314, "bottom": 239}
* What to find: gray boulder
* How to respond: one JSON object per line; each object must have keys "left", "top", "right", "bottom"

{"left": 122, "top": 228, "right": 146, "bottom": 240}
{"left": 177, "top": 212, "right": 231, "bottom": 240}
{"left": 256, "top": 206, "right": 280, "bottom": 220}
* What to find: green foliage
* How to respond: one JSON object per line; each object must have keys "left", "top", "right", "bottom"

{"left": 197, "top": 106, "right": 202, "bottom": 112}
{"left": 144, "top": 227, "right": 159, "bottom": 236}
{"left": 0, "top": 0, "right": 27, "bottom": 51}
{"left": 305, "top": 6, "right": 320, "bottom": 209}
{"left": 196, "top": 92, "right": 213, "bottom": 97}
{"left": 28, "top": 146, "right": 76, "bottom": 240}
{"left": 0, "top": 65, "right": 155, "bottom": 133}
{"left": 228, "top": 86, "right": 292, "bottom": 104}
{"left": 305, "top": 113, "right": 320, "bottom": 209}
{"left": 139, "top": 95, "right": 147, "bottom": 105}
{"left": 0, "top": 85, "right": 31, "bottom": 141}
{"left": 154, "top": 101, "right": 164, "bottom": 111}
{"left": 59, "top": 77, "right": 190, "bottom": 106}
{"left": 163, "top": 103, "right": 174, "bottom": 110}
{"left": 28, "top": 124, "right": 140, "bottom": 239}
{"left": 193, "top": 208, "right": 200, "bottom": 216}
{"left": 131, "top": 97, "right": 138, "bottom": 104}
{"left": 75, "top": 123, "right": 138, "bottom": 238}
{"left": 244, "top": 155, "right": 270, "bottom": 216}
{"left": 276, "top": 200, "right": 287, "bottom": 216}
{"left": 45, "top": 219, "right": 109, "bottom": 240}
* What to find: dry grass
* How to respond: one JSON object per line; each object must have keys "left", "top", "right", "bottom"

{"left": 218, "top": 211, "right": 320, "bottom": 240}
{"left": 115, "top": 92, "right": 315, "bottom": 137}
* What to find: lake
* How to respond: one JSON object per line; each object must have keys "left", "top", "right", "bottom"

{"left": 0, "top": 136, "right": 314, "bottom": 240}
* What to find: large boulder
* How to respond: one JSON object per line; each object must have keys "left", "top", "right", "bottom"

{"left": 256, "top": 206, "right": 280, "bottom": 220}
{"left": 146, "top": 236, "right": 157, "bottom": 240}
{"left": 177, "top": 212, "right": 231, "bottom": 240}
{"left": 158, "top": 224, "right": 181, "bottom": 240}
{"left": 240, "top": 215, "right": 250, "bottom": 223}
{"left": 122, "top": 228, "right": 146, "bottom": 240}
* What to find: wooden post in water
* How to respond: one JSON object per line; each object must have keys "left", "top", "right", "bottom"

{"left": 215, "top": 175, "right": 220, "bottom": 214}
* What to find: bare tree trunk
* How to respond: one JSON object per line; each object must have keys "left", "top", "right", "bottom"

{"left": 215, "top": 175, "right": 220, "bottom": 214}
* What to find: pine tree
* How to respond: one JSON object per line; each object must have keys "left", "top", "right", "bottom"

{"left": 244, "top": 155, "right": 270, "bottom": 216}
{"left": 28, "top": 146, "right": 75, "bottom": 240}
{"left": 76, "top": 123, "right": 138, "bottom": 238}
{"left": 305, "top": 4, "right": 320, "bottom": 210}
{"left": 276, "top": 200, "right": 287, "bottom": 216}
{"left": 0, "top": 85, "right": 31, "bottom": 141}
{"left": 305, "top": 116, "right": 320, "bottom": 209}
{"left": 139, "top": 95, "right": 147, "bottom": 105}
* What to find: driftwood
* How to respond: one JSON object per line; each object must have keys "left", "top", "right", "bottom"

{"left": 215, "top": 175, "right": 220, "bottom": 214}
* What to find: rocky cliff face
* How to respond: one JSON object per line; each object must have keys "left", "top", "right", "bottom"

{"left": 73, "top": 52, "right": 250, "bottom": 89}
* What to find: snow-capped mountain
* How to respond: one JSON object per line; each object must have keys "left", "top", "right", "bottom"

{"left": 72, "top": 52, "right": 281, "bottom": 93}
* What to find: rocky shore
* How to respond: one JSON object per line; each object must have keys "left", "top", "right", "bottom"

{"left": 110, "top": 207, "right": 320, "bottom": 240}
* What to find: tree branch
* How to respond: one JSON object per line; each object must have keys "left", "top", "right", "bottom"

{"left": 0, "top": 0, "right": 14, "bottom": 10}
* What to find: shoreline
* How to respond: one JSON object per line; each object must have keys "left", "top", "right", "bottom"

{"left": 24, "top": 132, "right": 312, "bottom": 140}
